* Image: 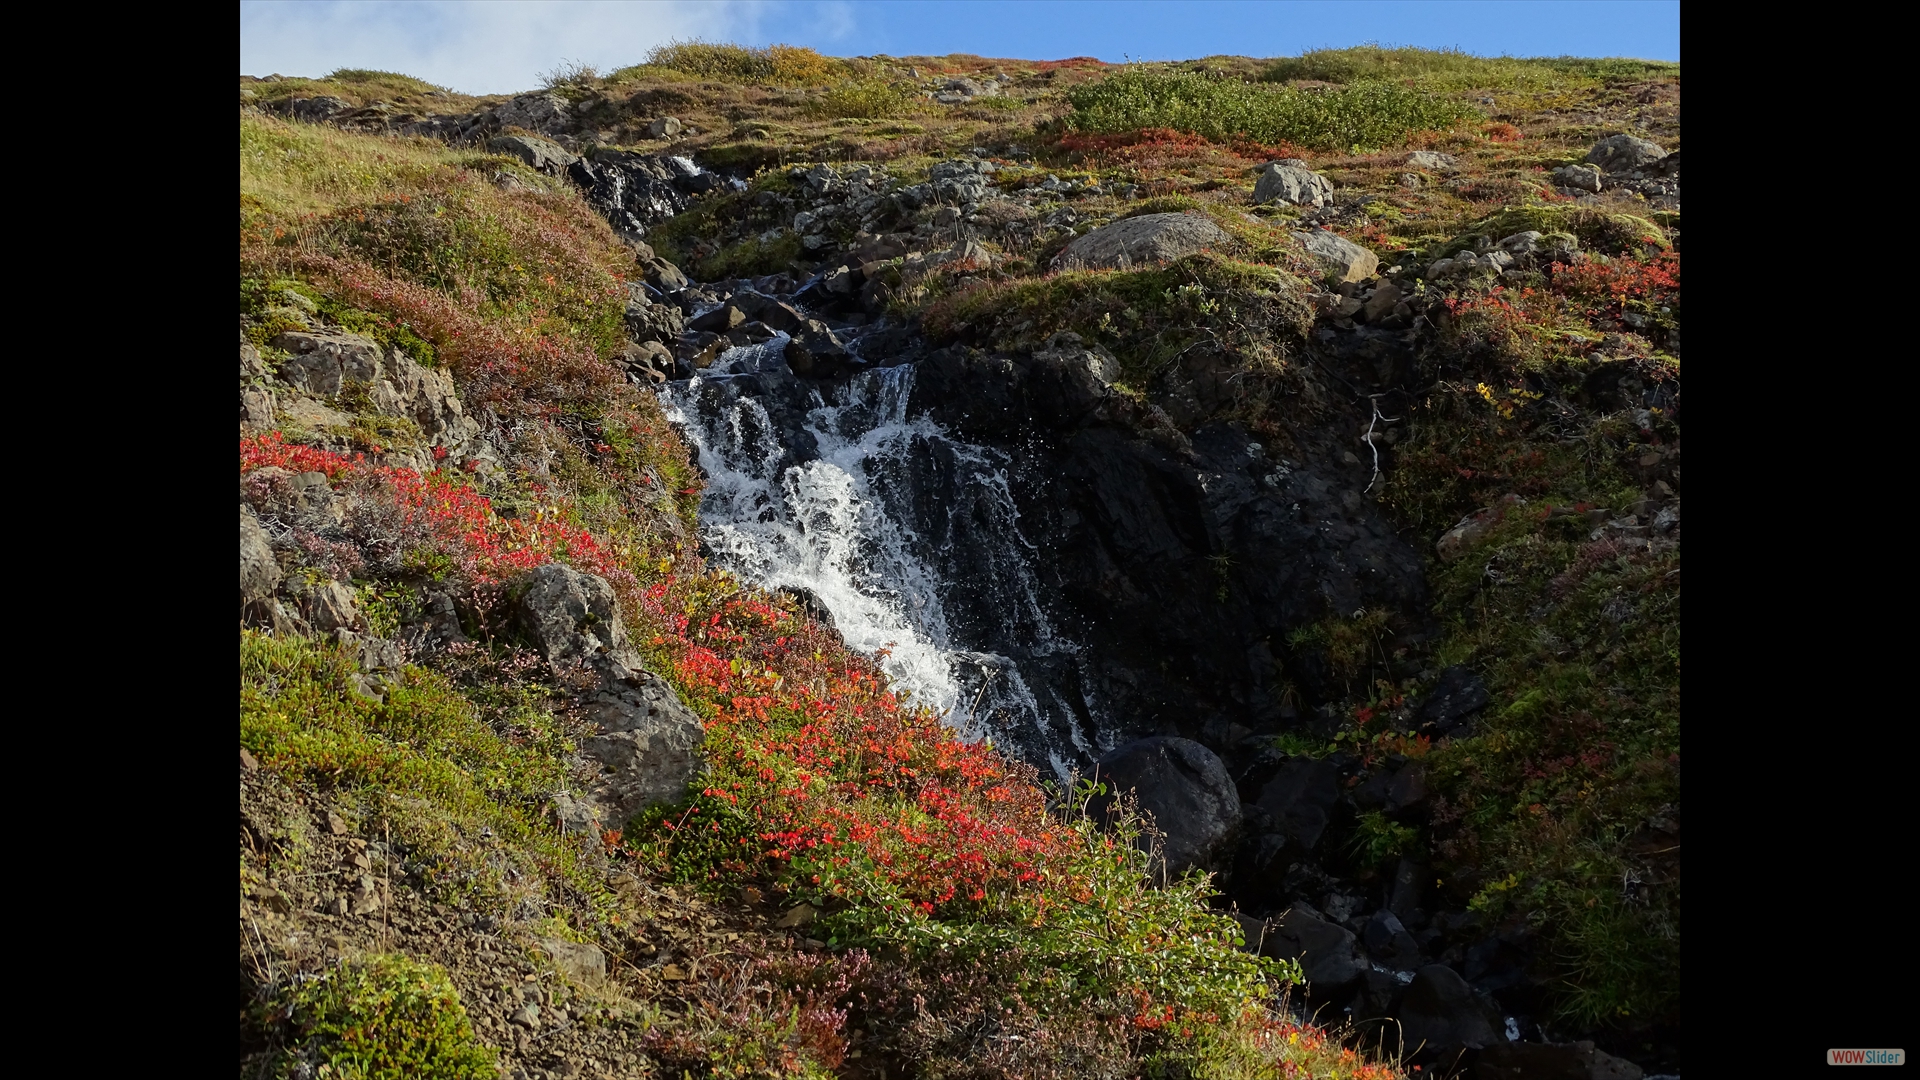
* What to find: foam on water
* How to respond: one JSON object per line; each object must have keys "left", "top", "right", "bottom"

{"left": 660, "top": 355, "right": 1094, "bottom": 777}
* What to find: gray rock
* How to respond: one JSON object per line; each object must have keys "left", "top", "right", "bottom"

{"left": 512, "top": 563, "right": 630, "bottom": 664}
{"left": 240, "top": 507, "right": 280, "bottom": 605}
{"left": 646, "top": 257, "right": 689, "bottom": 292}
{"left": 510, "top": 1002, "right": 542, "bottom": 1029}
{"left": 537, "top": 937, "right": 608, "bottom": 987}
{"left": 647, "top": 116, "right": 683, "bottom": 138}
{"left": 1404, "top": 150, "right": 1459, "bottom": 172}
{"left": 1551, "top": 164, "right": 1603, "bottom": 193}
{"left": 1264, "top": 907, "right": 1363, "bottom": 990}
{"left": 400, "top": 589, "right": 468, "bottom": 657}
{"left": 1053, "top": 212, "right": 1232, "bottom": 271}
{"left": 1399, "top": 964, "right": 1505, "bottom": 1053}
{"left": 1584, "top": 134, "right": 1667, "bottom": 174}
{"left": 288, "top": 96, "right": 350, "bottom": 122}
{"left": 492, "top": 91, "right": 571, "bottom": 136}
{"left": 334, "top": 628, "right": 403, "bottom": 673}
{"left": 1293, "top": 229, "right": 1379, "bottom": 283}
{"left": 1253, "top": 164, "right": 1334, "bottom": 207}
{"left": 935, "top": 77, "right": 998, "bottom": 104}
{"left": 303, "top": 581, "right": 363, "bottom": 633}
{"left": 581, "top": 664, "right": 707, "bottom": 826}
{"left": 243, "top": 466, "right": 344, "bottom": 528}
{"left": 486, "top": 134, "right": 579, "bottom": 176}
{"left": 926, "top": 159, "right": 992, "bottom": 203}
{"left": 1087, "top": 736, "right": 1242, "bottom": 878}
{"left": 273, "top": 330, "right": 383, "bottom": 398}
{"left": 1364, "top": 908, "right": 1425, "bottom": 970}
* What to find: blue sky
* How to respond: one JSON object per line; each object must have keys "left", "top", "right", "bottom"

{"left": 240, "top": 1, "right": 1680, "bottom": 96}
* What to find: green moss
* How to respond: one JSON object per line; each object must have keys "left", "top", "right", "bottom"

{"left": 923, "top": 254, "right": 1310, "bottom": 383}
{"left": 239, "top": 631, "right": 614, "bottom": 918}
{"left": 693, "top": 229, "right": 805, "bottom": 281}
{"left": 261, "top": 954, "right": 495, "bottom": 1079}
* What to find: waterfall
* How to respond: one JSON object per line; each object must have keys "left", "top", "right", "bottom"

{"left": 658, "top": 342, "right": 1097, "bottom": 778}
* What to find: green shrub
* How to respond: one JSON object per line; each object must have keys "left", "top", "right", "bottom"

{"left": 810, "top": 77, "right": 915, "bottom": 119}
{"left": 643, "top": 40, "right": 843, "bottom": 85}
{"left": 1263, "top": 46, "right": 1678, "bottom": 92}
{"left": 262, "top": 954, "right": 495, "bottom": 1079}
{"left": 1066, "top": 67, "right": 1478, "bottom": 152}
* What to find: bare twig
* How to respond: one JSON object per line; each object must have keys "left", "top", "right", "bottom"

{"left": 1362, "top": 394, "right": 1401, "bottom": 494}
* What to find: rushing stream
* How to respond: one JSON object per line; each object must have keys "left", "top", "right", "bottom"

{"left": 659, "top": 336, "right": 1101, "bottom": 779}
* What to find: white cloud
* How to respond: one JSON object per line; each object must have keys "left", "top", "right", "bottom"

{"left": 239, "top": 1, "right": 776, "bottom": 95}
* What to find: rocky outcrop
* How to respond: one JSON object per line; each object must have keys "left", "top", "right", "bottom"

{"left": 1254, "top": 163, "right": 1334, "bottom": 207}
{"left": 510, "top": 563, "right": 706, "bottom": 828}
{"left": 1294, "top": 229, "right": 1379, "bottom": 283}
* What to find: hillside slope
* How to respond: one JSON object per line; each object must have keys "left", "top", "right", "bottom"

{"left": 241, "top": 45, "right": 1678, "bottom": 1080}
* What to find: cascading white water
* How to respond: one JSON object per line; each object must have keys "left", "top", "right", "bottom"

{"left": 658, "top": 341, "right": 1095, "bottom": 777}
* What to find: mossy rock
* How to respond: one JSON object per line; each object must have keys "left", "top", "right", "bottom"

{"left": 1437, "top": 204, "right": 1668, "bottom": 258}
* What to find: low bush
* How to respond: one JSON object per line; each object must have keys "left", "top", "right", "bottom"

{"left": 255, "top": 954, "right": 496, "bottom": 1079}
{"left": 810, "top": 77, "right": 917, "bottom": 119}
{"left": 643, "top": 40, "right": 844, "bottom": 86}
{"left": 1262, "top": 46, "right": 1678, "bottom": 93}
{"left": 1066, "top": 67, "right": 1478, "bottom": 152}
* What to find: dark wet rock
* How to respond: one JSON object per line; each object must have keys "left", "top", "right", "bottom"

{"left": 1087, "top": 736, "right": 1241, "bottom": 878}
{"left": 1418, "top": 666, "right": 1490, "bottom": 735}
{"left": 1399, "top": 964, "right": 1506, "bottom": 1054}
{"left": 1264, "top": 906, "right": 1363, "bottom": 990}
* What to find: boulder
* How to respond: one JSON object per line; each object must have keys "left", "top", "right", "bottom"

{"left": 537, "top": 937, "right": 608, "bottom": 988}
{"left": 303, "top": 581, "right": 363, "bottom": 633}
{"left": 647, "top": 116, "right": 683, "bottom": 138}
{"left": 1476, "top": 1040, "right": 1644, "bottom": 1080}
{"left": 1088, "top": 736, "right": 1242, "bottom": 877}
{"left": 512, "top": 563, "right": 630, "bottom": 665}
{"left": 1418, "top": 666, "right": 1490, "bottom": 735}
{"left": 1053, "top": 212, "right": 1232, "bottom": 271}
{"left": 1584, "top": 134, "right": 1667, "bottom": 174}
{"left": 492, "top": 91, "right": 571, "bottom": 136}
{"left": 1404, "top": 151, "right": 1459, "bottom": 172}
{"left": 1293, "top": 229, "right": 1379, "bottom": 283}
{"left": 268, "top": 330, "right": 478, "bottom": 449}
{"left": 581, "top": 664, "right": 707, "bottom": 825}
{"left": 646, "top": 257, "right": 689, "bottom": 292}
{"left": 486, "top": 134, "right": 579, "bottom": 176}
{"left": 1364, "top": 908, "right": 1426, "bottom": 970}
{"left": 288, "top": 96, "right": 349, "bottom": 122}
{"left": 935, "top": 77, "right": 999, "bottom": 104}
{"left": 1551, "top": 164, "right": 1603, "bottom": 193}
{"left": 1399, "top": 964, "right": 1506, "bottom": 1054}
{"left": 1264, "top": 907, "right": 1364, "bottom": 990}
{"left": 240, "top": 507, "right": 280, "bottom": 605}
{"left": 1253, "top": 164, "right": 1334, "bottom": 207}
